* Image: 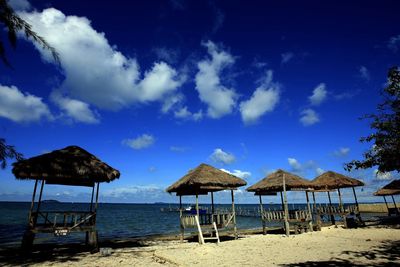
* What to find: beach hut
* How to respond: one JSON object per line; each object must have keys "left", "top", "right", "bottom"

{"left": 166, "top": 163, "right": 247, "bottom": 244}
{"left": 12, "top": 145, "right": 120, "bottom": 251}
{"left": 374, "top": 179, "right": 400, "bottom": 216}
{"left": 310, "top": 171, "right": 364, "bottom": 227}
{"left": 246, "top": 170, "right": 314, "bottom": 236}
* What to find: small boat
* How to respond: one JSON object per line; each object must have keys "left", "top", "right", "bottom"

{"left": 184, "top": 205, "right": 207, "bottom": 215}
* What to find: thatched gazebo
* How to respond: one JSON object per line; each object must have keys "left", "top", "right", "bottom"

{"left": 374, "top": 179, "right": 400, "bottom": 216}
{"left": 166, "top": 163, "right": 247, "bottom": 244}
{"left": 311, "top": 171, "right": 364, "bottom": 227}
{"left": 12, "top": 145, "right": 120, "bottom": 251}
{"left": 247, "top": 170, "right": 314, "bottom": 236}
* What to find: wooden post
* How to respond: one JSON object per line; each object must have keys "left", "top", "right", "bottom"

{"left": 22, "top": 179, "right": 38, "bottom": 252}
{"left": 231, "top": 190, "right": 237, "bottom": 239}
{"left": 94, "top": 183, "right": 100, "bottom": 213}
{"left": 195, "top": 194, "right": 199, "bottom": 218}
{"left": 352, "top": 187, "right": 363, "bottom": 222}
{"left": 327, "top": 191, "right": 335, "bottom": 225}
{"left": 383, "top": 196, "right": 389, "bottom": 214}
{"left": 90, "top": 184, "right": 95, "bottom": 212}
{"left": 282, "top": 173, "right": 290, "bottom": 236}
{"left": 305, "top": 191, "right": 313, "bottom": 232}
{"left": 312, "top": 192, "right": 321, "bottom": 230}
{"left": 28, "top": 179, "right": 39, "bottom": 225}
{"left": 337, "top": 188, "right": 347, "bottom": 228}
{"left": 259, "top": 194, "right": 266, "bottom": 234}
{"left": 211, "top": 192, "right": 215, "bottom": 214}
{"left": 34, "top": 180, "right": 45, "bottom": 226}
{"left": 179, "top": 195, "right": 183, "bottom": 242}
{"left": 391, "top": 195, "right": 399, "bottom": 215}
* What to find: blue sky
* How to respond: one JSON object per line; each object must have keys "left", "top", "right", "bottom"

{"left": 0, "top": 0, "right": 399, "bottom": 204}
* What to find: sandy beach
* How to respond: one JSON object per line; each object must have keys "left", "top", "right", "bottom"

{"left": 1, "top": 224, "right": 399, "bottom": 266}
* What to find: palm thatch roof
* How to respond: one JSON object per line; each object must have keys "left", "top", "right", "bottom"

{"left": 166, "top": 163, "right": 247, "bottom": 196}
{"left": 12, "top": 146, "right": 120, "bottom": 187}
{"left": 246, "top": 169, "right": 313, "bottom": 195}
{"left": 374, "top": 179, "right": 400, "bottom": 196}
{"left": 311, "top": 171, "right": 364, "bottom": 191}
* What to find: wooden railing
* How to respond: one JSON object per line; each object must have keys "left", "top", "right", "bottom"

{"left": 30, "top": 211, "right": 96, "bottom": 234}
{"left": 316, "top": 205, "right": 357, "bottom": 215}
{"left": 261, "top": 209, "right": 312, "bottom": 222}
{"left": 180, "top": 212, "right": 233, "bottom": 228}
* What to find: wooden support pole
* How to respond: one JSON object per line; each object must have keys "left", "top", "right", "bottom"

{"left": 383, "top": 196, "right": 389, "bottom": 214}
{"left": 327, "top": 191, "right": 335, "bottom": 225}
{"left": 28, "top": 179, "right": 39, "bottom": 225}
{"left": 305, "top": 191, "right": 313, "bottom": 232}
{"left": 90, "top": 184, "right": 95, "bottom": 212}
{"left": 211, "top": 192, "right": 215, "bottom": 214}
{"left": 179, "top": 195, "right": 183, "bottom": 242}
{"left": 391, "top": 195, "right": 399, "bottom": 215}
{"left": 94, "top": 183, "right": 100, "bottom": 213}
{"left": 312, "top": 192, "right": 321, "bottom": 230}
{"left": 259, "top": 195, "right": 266, "bottom": 234}
{"left": 280, "top": 191, "right": 284, "bottom": 211}
{"left": 282, "top": 173, "right": 290, "bottom": 236}
{"left": 34, "top": 180, "right": 45, "bottom": 226}
{"left": 337, "top": 188, "right": 347, "bottom": 228}
{"left": 231, "top": 190, "right": 238, "bottom": 239}
{"left": 352, "top": 187, "right": 363, "bottom": 222}
{"left": 195, "top": 194, "right": 199, "bottom": 218}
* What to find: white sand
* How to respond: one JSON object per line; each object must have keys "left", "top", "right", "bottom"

{"left": 18, "top": 226, "right": 400, "bottom": 266}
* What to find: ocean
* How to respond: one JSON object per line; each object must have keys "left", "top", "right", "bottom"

{"left": 0, "top": 201, "right": 380, "bottom": 247}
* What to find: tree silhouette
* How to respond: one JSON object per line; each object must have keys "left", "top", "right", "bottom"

{"left": 0, "top": 0, "right": 59, "bottom": 67}
{"left": 0, "top": 138, "right": 23, "bottom": 169}
{"left": 346, "top": 66, "right": 400, "bottom": 173}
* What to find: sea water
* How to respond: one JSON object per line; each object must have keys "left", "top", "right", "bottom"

{"left": 0, "top": 202, "right": 380, "bottom": 247}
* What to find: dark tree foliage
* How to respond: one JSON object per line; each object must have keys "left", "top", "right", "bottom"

{"left": 345, "top": 66, "right": 400, "bottom": 173}
{"left": 0, "top": 0, "right": 59, "bottom": 67}
{"left": 0, "top": 138, "right": 23, "bottom": 169}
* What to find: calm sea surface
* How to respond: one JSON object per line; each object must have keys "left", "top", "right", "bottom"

{"left": 0, "top": 202, "right": 380, "bottom": 247}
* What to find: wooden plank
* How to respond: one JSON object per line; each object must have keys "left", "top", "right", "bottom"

{"left": 195, "top": 215, "right": 204, "bottom": 244}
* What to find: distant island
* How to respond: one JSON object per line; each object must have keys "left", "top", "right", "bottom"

{"left": 42, "top": 199, "right": 60, "bottom": 203}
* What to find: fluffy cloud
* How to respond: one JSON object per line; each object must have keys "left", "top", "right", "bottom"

{"left": 288, "top": 157, "right": 323, "bottom": 177}
{"left": 316, "top": 168, "right": 325, "bottom": 175}
{"left": 359, "top": 66, "right": 370, "bottom": 81}
{"left": 239, "top": 70, "right": 280, "bottom": 124}
{"left": 299, "top": 108, "right": 320, "bottom": 126}
{"left": 8, "top": 0, "right": 31, "bottom": 11}
{"left": 334, "top": 147, "right": 350, "bottom": 157}
{"left": 20, "top": 8, "right": 183, "bottom": 112}
{"left": 309, "top": 83, "right": 327, "bottom": 106}
{"left": 388, "top": 35, "right": 400, "bottom": 52}
{"left": 0, "top": 84, "right": 53, "bottom": 122}
{"left": 288, "top": 158, "right": 302, "bottom": 172}
{"left": 373, "top": 170, "right": 393, "bottom": 180}
{"left": 122, "top": 134, "right": 155, "bottom": 150}
{"left": 174, "top": 106, "right": 203, "bottom": 121}
{"left": 281, "top": 52, "right": 294, "bottom": 64}
{"left": 51, "top": 91, "right": 99, "bottom": 124}
{"left": 195, "top": 41, "right": 237, "bottom": 118}
{"left": 209, "top": 148, "right": 235, "bottom": 165}
{"left": 220, "top": 168, "right": 251, "bottom": 179}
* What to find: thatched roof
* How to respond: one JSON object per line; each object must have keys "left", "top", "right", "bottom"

{"left": 166, "top": 163, "right": 247, "bottom": 195}
{"left": 246, "top": 169, "right": 313, "bottom": 195}
{"left": 12, "top": 146, "right": 120, "bottom": 187}
{"left": 374, "top": 179, "right": 400, "bottom": 196}
{"left": 311, "top": 171, "right": 364, "bottom": 190}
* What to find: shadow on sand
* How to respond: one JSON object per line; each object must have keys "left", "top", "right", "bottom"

{"left": 281, "top": 239, "right": 400, "bottom": 267}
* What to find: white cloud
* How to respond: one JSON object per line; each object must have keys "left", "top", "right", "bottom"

{"left": 122, "top": 134, "right": 155, "bottom": 150}
{"left": 388, "top": 35, "right": 400, "bottom": 52}
{"left": 8, "top": 0, "right": 31, "bottom": 11}
{"left": 334, "top": 147, "right": 350, "bottom": 157}
{"left": 220, "top": 168, "right": 251, "bottom": 179}
{"left": 316, "top": 168, "right": 325, "bottom": 175}
{"left": 161, "top": 94, "right": 184, "bottom": 114}
{"left": 309, "top": 83, "right": 327, "bottom": 106}
{"left": 373, "top": 169, "right": 393, "bottom": 180}
{"left": 239, "top": 70, "right": 280, "bottom": 124}
{"left": 174, "top": 106, "right": 203, "bottom": 121}
{"left": 51, "top": 91, "right": 99, "bottom": 124}
{"left": 209, "top": 148, "right": 235, "bottom": 165}
{"left": 195, "top": 41, "right": 237, "bottom": 118}
{"left": 299, "top": 108, "right": 320, "bottom": 126}
{"left": 359, "top": 66, "right": 370, "bottom": 81}
{"left": 20, "top": 8, "right": 183, "bottom": 111}
{"left": 281, "top": 52, "right": 294, "bottom": 64}
{"left": 0, "top": 84, "right": 53, "bottom": 122}
{"left": 288, "top": 158, "right": 302, "bottom": 172}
